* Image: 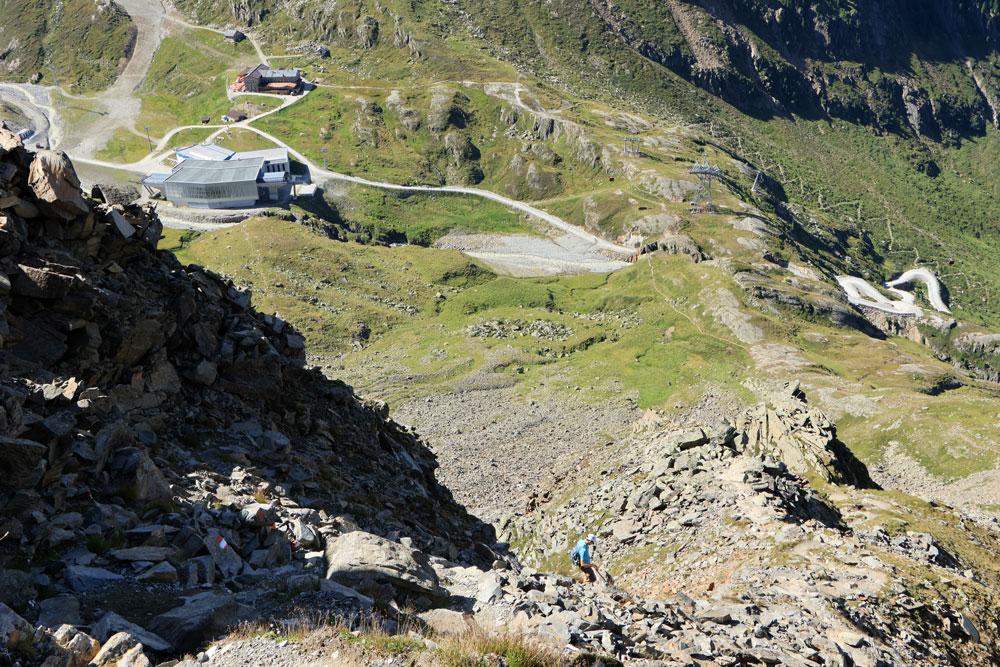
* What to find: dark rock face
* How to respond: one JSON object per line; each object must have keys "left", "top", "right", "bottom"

{"left": 477, "top": 0, "right": 1000, "bottom": 140}
{"left": 668, "top": 1, "right": 1000, "bottom": 136}
{"left": 147, "top": 594, "right": 257, "bottom": 653}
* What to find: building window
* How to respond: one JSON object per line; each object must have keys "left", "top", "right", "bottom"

{"left": 175, "top": 181, "right": 253, "bottom": 201}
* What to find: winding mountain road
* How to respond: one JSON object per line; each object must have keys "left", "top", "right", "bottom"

{"left": 886, "top": 268, "right": 951, "bottom": 314}
{"left": 69, "top": 97, "right": 629, "bottom": 256}
{"left": 836, "top": 270, "right": 950, "bottom": 317}
{"left": 0, "top": 84, "right": 54, "bottom": 146}
{"left": 1, "top": 1, "right": 631, "bottom": 266}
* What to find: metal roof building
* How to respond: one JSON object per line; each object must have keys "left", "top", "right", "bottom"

{"left": 231, "top": 147, "right": 290, "bottom": 176}
{"left": 162, "top": 158, "right": 265, "bottom": 209}
{"left": 233, "top": 147, "right": 289, "bottom": 162}
{"left": 234, "top": 65, "right": 302, "bottom": 94}
{"left": 143, "top": 144, "right": 296, "bottom": 209}
{"left": 261, "top": 69, "right": 300, "bottom": 79}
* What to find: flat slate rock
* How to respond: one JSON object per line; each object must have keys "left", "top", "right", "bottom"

{"left": 63, "top": 566, "right": 124, "bottom": 592}
{"left": 108, "top": 546, "right": 177, "bottom": 562}
{"left": 325, "top": 530, "right": 445, "bottom": 599}
{"left": 37, "top": 596, "right": 81, "bottom": 628}
{"left": 93, "top": 611, "right": 172, "bottom": 652}
{"left": 147, "top": 593, "right": 257, "bottom": 653}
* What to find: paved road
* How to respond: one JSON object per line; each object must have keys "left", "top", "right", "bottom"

{"left": 885, "top": 268, "right": 951, "bottom": 314}
{"left": 71, "top": 98, "right": 631, "bottom": 257}
{"left": 230, "top": 121, "right": 629, "bottom": 254}
{"left": 836, "top": 270, "right": 950, "bottom": 316}
{"left": 3, "top": 2, "right": 631, "bottom": 266}
{"left": 72, "top": 88, "right": 307, "bottom": 174}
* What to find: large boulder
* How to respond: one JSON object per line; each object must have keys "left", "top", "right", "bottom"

{"left": 105, "top": 447, "right": 173, "bottom": 506}
{"left": 11, "top": 264, "right": 77, "bottom": 298}
{"left": 0, "top": 437, "right": 47, "bottom": 489}
{"left": 63, "top": 565, "right": 124, "bottom": 592}
{"left": 736, "top": 387, "right": 875, "bottom": 488}
{"left": 146, "top": 593, "right": 257, "bottom": 653}
{"left": 93, "top": 611, "right": 171, "bottom": 652}
{"left": 324, "top": 531, "right": 445, "bottom": 599}
{"left": 0, "top": 569, "right": 35, "bottom": 610}
{"left": 53, "top": 624, "right": 101, "bottom": 663}
{"left": 0, "top": 603, "right": 33, "bottom": 653}
{"left": 38, "top": 595, "right": 82, "bottom": 628}
{"left": 27, "top": 150, "right": 89, "bottom": 220}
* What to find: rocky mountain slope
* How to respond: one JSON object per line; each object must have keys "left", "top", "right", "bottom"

{"left": 0, "top": 126, "right": 491, "bottom": 663}
{"left": 1, "top": 116, "right": 1000, "bottom": 667}
{"left": 6, "top": 1, "right": 1000, "bottom": 664}
{"left": 461, "top": 0, "right": 1000, "bottom": 139}
{"left": 502, "top": 384, "right": 1000, "bottom": 666}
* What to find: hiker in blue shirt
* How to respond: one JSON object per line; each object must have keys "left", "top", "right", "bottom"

{"left": 570, "top": 534, "right": 598, "bottom": 583}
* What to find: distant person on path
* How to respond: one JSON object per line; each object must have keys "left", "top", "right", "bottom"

{"left": 571, "top": 534, "right": 598, "bottom": 583}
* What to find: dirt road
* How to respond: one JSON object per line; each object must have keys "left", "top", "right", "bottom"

{"left": 0, "top": 84, "right": 54, "bottom": 146}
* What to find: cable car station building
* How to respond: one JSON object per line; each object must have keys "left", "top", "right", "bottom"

{"left": 140, "top": 145, "right": 294, "bottom": 209}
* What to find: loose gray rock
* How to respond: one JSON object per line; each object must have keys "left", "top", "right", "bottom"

{"left": 147, "top": 593, "right": 258, "bottom": 653}
{"left": 93, "top": 611, "right": 172, "bottom": 652}
{"left": 0, "top": 569, "right": 35, "bottom": 609}
{"left": 37, "top": 595, "right": 81, "bottom": 628}
{"left": 108, "top": 546, "right": 177, "bottom": 562}
{"left": 204, "top": 530, "right": 243, "bottom": 579}
{"left": 0, "top": 602, "right": 33, "bottom": 646}
{"left": 325, "top": 531, "right": 445, "bottom": 599}
{"left": 419, "top": 608, "right": 470, "bottom": 635}
{"left": 318, "top": 579, "right": 374, "bottom": 611}
{"left": 63, "top": 565, "right": 124, "bottom": 592}
{"left": 91, "top": 631, "right": 140, "bottom": 665}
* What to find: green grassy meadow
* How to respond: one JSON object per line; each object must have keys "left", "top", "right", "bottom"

{"left": 165, "top": 217, "right": 1000, "bottom": 487}
{"left": 138, "top": 30, "right": 257, "bottom": 136}
{"left": 96, "top": 128, "right": 152, "bottom": 163}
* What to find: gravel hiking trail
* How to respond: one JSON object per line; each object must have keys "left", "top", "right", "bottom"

{"left": 2, "top": 0, "right": 272, "bottom": 160}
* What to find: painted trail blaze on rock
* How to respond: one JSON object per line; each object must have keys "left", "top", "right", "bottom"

{"left": 204, "top": 529, "right": 243, "bottom": 579}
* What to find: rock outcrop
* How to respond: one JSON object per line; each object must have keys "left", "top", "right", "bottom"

{"left": 497, "top": 398, "right": 997, "bottom": 666}
{"left": 736, "top": 382, "right": 877, "bottom": 488}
